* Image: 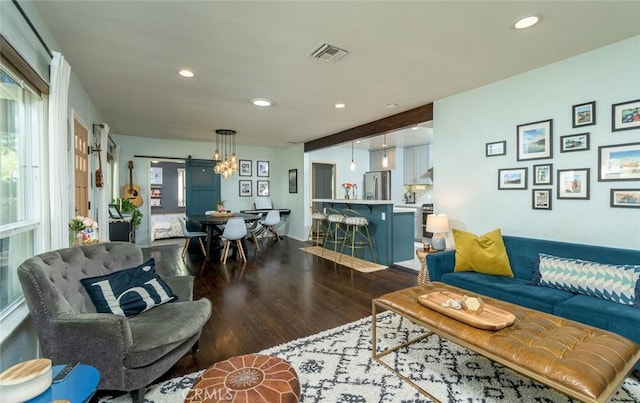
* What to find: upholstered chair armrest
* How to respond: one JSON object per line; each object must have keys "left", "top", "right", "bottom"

{"left": 161, "top": 275, "right": 194, "bottom": 301}
{"left": 426, "top": 250, "right": 456, "bottom": 281}
{"left": 48, "top": 313, "right": 133, "bottom": 367}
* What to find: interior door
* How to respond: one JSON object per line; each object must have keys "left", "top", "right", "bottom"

{"left": 185, "top": 159, "right": 220, "bottom": 223}
{"left": 312, "top": 163, "right": 334, "bottom": 210}
{"left": 74, "top": 119, "right": 89, "bottom": 217}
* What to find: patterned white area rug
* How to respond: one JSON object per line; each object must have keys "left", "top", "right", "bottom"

{"left": 100, "top": 312, "right": 640, "bottom": 402}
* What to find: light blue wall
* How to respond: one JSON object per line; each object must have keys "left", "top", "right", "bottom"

{"left": 434, "top": 36, "right": 640, "bottom": 249}
{"left": 111, "top": 134, "right": 305, "bottom": 244}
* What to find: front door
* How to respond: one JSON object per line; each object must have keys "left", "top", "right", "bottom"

{"left": 74, "top": 119, "right": 89, "bottom": 217}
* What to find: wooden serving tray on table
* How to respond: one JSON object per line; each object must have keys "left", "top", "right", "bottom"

{"left": 207, "top": 211, "right": 234, "bottom": 217}
{"left": 418, "top": 291, "right": 515, "bottom": 330}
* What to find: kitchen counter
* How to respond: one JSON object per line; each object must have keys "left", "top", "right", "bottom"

{"left": 393, "top": 207, "right": 416, "bottom": 213}
{"left": 312, "top": 199, "right": 393, "bottom": 205}
{"left": 313, "top": 200, "right": 414, "bottom": 265}
{"left": 394, "top": 203, "right": 421, "bottom": 208}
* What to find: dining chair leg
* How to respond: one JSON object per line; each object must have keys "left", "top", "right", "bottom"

{"left": 221, "top": 241, "right": 230, "bottom": 264}
{"left": 181, "top": 238, "right": 189, "bottom": 258}
{"left": 251, "top": 234, "right": 261, "bottom": 252}
{"left": 197, "top": 237, "right": 207, "bottom": 257}
{"left": 236, "top": 240, "right": 247, "bottom": 262}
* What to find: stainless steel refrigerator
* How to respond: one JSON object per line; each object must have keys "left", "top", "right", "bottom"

{"left": 363, "top": 170, "right": 391, "bottom": 200}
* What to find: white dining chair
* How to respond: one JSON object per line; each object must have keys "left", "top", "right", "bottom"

{"left": 245, "top": 219, "right": 263, "bottom": 252}
{"left": 220, "top": 217, "right": 248, "bottom": 264}
{"left": 179, "top": 216, "right": 207, "bottom": 259}
{"left": 259, "top": 210, "right": 281, "bottom": 241}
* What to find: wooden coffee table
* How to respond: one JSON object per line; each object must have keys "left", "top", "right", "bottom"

{"left": 372, "top": 282, "right": 640, "bottom": 403}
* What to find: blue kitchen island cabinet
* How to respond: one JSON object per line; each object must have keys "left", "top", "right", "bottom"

{"left": 312, "top": 199, "right": 414, "bottom": 265}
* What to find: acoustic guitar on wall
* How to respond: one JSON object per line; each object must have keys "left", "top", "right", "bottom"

{"left": 95, "top": 144, "right": 103, "bottom": 188}
{"left": 122, "top": 160, "right": 143, "bottom": 207}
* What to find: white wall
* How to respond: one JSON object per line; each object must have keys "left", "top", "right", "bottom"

{"left": 111, "top": 134, "right": 304, "bottom": 244}
{"left": 434, "top": 36, "right": 640, "bottom": 249}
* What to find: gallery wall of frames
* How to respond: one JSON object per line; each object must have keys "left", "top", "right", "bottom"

{"left": 237, "top": 159, "right": 271, "bottom": 197}
{"left": 486, "top": 99, "right": 640, "bottom": 210}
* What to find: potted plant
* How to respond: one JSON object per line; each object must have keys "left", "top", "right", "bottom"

{"left": 112, "top": 198, "right": 143, "bottom": 229}
{"left": 217, "top": 199, "right": 226, "bottom": 211}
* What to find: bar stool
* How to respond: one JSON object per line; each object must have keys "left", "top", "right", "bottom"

{"left": 340, "top": 208, "right": 376, "bottom": 263}
{"left": 322, "top": 208, "right": 346, "bottom": 255}
{"left": 307, "top": 207, "right": 327, "bottom": 245}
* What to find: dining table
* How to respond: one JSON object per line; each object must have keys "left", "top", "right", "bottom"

{"left": 188, "top": 212, "right": 262, "bottom": 260}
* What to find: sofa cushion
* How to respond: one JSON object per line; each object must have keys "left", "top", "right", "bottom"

{"left": 80, "top": 258, "right": 176, "bottom": 317}
{"left": 453, "top": 228, "right": 513, "bottom": 277}
{"left": 125, "top": 298, "right": 212, "bottom": 368}
{"left": 441, "top": 272, "right": 574, "bottom": 313}
{"left": 533, "top": 253, "right": 640, "bottom": 306}
{"left": 554, "top": 294, "right": 640, "bottom": 345}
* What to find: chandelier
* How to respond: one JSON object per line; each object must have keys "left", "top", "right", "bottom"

{"left": 213, "top": 129, "right": 238, "bottom": 178}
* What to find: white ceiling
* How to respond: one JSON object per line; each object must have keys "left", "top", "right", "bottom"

{"left": 32, "top": 1, "right": 640, "bottom": 150}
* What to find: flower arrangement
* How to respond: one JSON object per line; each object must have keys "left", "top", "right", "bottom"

{"left": 341, "top": 183, "right": 356, "bottom": 199}
{"left": 69, "top": 215, "right": 99, "bottom": 246}
{"left": 69, "top": 215, "right": 98, "bottom": 232}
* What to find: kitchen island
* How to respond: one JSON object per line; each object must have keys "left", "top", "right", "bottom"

{"left": 312, "top": 199, "right": 414, "bottom": 265}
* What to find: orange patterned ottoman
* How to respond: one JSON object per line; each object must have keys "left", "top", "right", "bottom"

{"left": 185, "top": 354, "right": 300, "bottom": 403}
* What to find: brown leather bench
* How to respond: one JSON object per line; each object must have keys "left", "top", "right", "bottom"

{"left": 373, "top": 282, "right": 640, "bottom": 403}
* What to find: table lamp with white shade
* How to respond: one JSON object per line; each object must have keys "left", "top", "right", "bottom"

{"left": 426, "top": 214, "right": 449, "bottom": 251}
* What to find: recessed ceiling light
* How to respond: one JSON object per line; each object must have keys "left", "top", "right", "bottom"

{"left": 386, "top": 103, "right": 399, "bottom": 109}
{"left": 178, "top": 69, "right": 194, "bottom": 78}
{"left": 251, "top": 98, "right": 273, "bottom": 107}
{"left": 335, "top": 103, "right": 346, "bottom": 109}
{"left": 513, "top": 15, "right": 541, "bottom": 30}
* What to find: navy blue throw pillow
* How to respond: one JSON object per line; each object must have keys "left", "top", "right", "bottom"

{"left": 80, "top": 258, "right": 176, "bottom": 317}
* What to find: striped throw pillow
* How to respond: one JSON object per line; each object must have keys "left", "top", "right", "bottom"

{"left": 536, "top": 253, "right": 640, "bottom": 306}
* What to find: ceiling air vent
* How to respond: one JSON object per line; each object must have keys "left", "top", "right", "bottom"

{"left": 308, "top": 42, "right": 349, "bottom": 63}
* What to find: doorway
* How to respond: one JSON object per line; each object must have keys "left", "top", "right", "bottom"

{"left": 311, "top": 163, "right": 335, "bottom": 210}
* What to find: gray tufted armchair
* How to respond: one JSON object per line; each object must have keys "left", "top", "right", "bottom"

{"left": 17, "top": 242, "right": 212, "bottom": 402}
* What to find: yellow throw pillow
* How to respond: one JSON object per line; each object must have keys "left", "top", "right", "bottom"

{"left": 453, "top": 228, "right": 513, "bottom": 277}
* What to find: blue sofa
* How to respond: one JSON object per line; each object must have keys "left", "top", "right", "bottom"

{"left": 427, "top": 235, "right": 640, "bottom": 368}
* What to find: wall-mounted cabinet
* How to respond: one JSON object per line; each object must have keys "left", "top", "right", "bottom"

{"left": 404, "top": 144, "right": 432, "bottom": 184}
{"left": 369, "top": 148, "right": 396, "bottom": 171}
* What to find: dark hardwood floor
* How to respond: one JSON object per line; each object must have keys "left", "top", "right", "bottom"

{"left": 97, "top": 237, "right": 417, "bottom": 398}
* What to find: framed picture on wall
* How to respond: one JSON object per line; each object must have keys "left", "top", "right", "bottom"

{"left": 560, "top": 133, "right": 590, "bottom": 153}
{"left": 150, "top": 167, "right": 163, "bottom": 185}
{"left": 533, "top": 163, "right": 553, "bottom": 185}
{"left": 485, "top": 140, "right": 506, "bottom": 157}
{"left": 598, "top": 142, "right": 640, "bottom": 181}
{"left": 572, "top": 101, "right": 596, "bottom": 128}
{"left": 239, "top": 180, "right": 252, "bottom": 197}
{"left": 612, "top": 99, "right": 640, "bottom": 132}
{"left": 257, "top": 180, "right": 270, "bottom": 196}
{"left": 516, "top": 119, "right": 553, "bottom": 161}
{"left": 288, "top": 169, "right": 298, "bottom": 193}
{"left": 239, "top": 160, "right": 252, "bottom": 177}
{"left": 498, "top": 167, "right": 527, "bottom": 190}
{"left": 257, "top": 160, "right": 269, "bottom": 177}
{"left": 557, "top": 168, "right": 590, "bottom": 200}
{"left": 610, "top": 189, "right": 640, "bottom": 208}
{"left": 532, "top": 189, "right": 552, "bottom": 210}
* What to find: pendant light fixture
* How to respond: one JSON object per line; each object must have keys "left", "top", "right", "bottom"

{"left": 382, "top": 134, "right": 389, "bottom": 168}
{"left": 350, "top": 141, "right": 356, "bottom": 171}
{"left": 213, "top": 129, "right": 238, "bottom": 178}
